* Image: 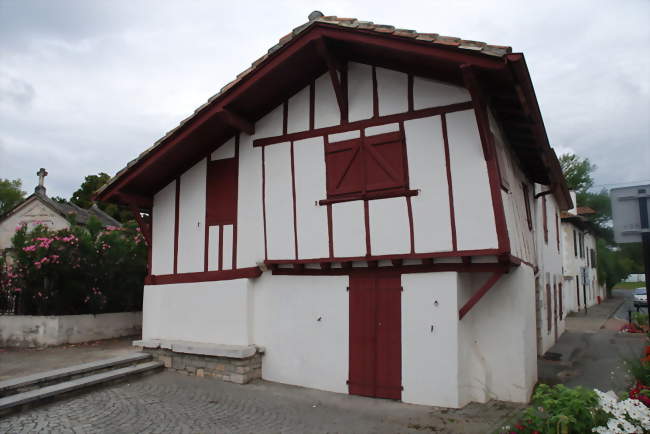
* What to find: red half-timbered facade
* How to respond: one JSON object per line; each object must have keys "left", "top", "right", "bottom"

{"left": 97, "top": 13, "right": 571, "bottom": 408}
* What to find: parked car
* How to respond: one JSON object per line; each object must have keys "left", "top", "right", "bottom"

{"left": 633, "top": 288, "right": 648, "bottom": 308}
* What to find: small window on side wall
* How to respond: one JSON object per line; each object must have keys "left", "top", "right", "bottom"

{"left": 324, "top": 130, "right": 409, "bottom": 202}
{"left": 522, "top": 183, "right": 533, "bottom": 231}
{"left": 206, "top": 158, "right": 237, "bottom": 225}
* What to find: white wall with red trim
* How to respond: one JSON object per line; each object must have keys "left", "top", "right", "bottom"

{"left": 534, "top": 187, "right": 566, "bottom": 355}
{"left": 149, "top": 62, "right": 517, "bottom": 277}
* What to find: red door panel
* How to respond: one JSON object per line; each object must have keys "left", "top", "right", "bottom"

{"left": 349, "top": 273, "right": 402, "bottom": 400}
{"left": 348, "top": 275, "right": 376, "bottom": 397}
{"left": 375, "top": 275, "right": 402, "bottom": 400}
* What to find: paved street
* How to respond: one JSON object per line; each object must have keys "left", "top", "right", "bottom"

{"left": 0, "top": 371, "right": 521, "bottom": 433}
{"left": 538, "top": 293, "right": 646, "bottom": 393}
{"left": 612, "top": 288, "right": 648, "bottom": 321}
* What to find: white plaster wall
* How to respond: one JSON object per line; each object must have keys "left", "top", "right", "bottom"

{"left": 287, "top": 87, "right": 310, "bottom": 134}
{"left": 347, "top": 62, "right": 373, "bottom": 122}
{"left": 264, "top": 141, "right": 295, "bottom": 259}
{"left": 404, "top": 116, "right": 453, "bottom": 252}
{"left": 534, "top": 188, "right": 565, "bottom": 354}
{"left": 252, "top": 273, "right": 349, "bottom": 394}
{"left": 0, "top": 312, "right": 142, "bottom": 348}
{"left": 255, "top": 104, "right": 283, "bottom": 139}
{"left": 458, "top": 266, "right": 537, "bottom": 405}
{"left": 489, "top": 110, "right": 536, "bottom": 264}
{"left": 237, "top": 133, "right": 264, "bottom": 268}
{"left": 222, "top": 224, "right": 233, "bottom": 270}
{"left": 402, "top": 272, "right": 460, "bottom": 407}
{"left": 293, "top": 136, "right": 329, "bottom": 260}
{"left": 152, "top": 180, "right": 176, "bottom": 275}
{"left": 413, "top": 76, "right": 471, "bottom": 109}
{"left": 332, "top": 201, "right": 366, "bottom": 258}
{"left": 376, "top": 67, "right": 408, "bottom": 116}
{"left": 369, "top": 197, "right": 410, "bottom": 255}
{"left": 0, "top": 197, "right": 70, "bottom": 251}
{"left": 207, "top": 225, "right": 220, "bottom": 271}
{"left": 142, "top": 281, "right": 251, "bottom": 345}
{"left": 314, "top": 73, "right": 339, "bottom": 128}
{"left": 446, "top": 109, "right": 497, "bottom": 250}
{"left": 211, "top": 137, "right": 235, "bottom": 160}
{"left": 177, "top": 159, "right": 206, "bottom": 273}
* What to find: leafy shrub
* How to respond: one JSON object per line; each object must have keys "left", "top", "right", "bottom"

{"left": 632, "top": 312, "right": 649, "bottom": 328}
{"left": 625, "top": 357, "right": 650, "bottom": 387}
{"left": 0, "top": 218, "right": 146, "bottom": 315}
{"left": 512, "top": 384, "right": 609, "bottom": 433}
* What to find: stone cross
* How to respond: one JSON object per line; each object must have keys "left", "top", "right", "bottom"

{"left": 37, "top": 168, "right": 48, "bottom": 187}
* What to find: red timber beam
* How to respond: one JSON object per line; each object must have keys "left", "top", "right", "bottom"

{"left": 316, "top": 37, "right": 348, "bottom": 123}
{"left": 221, "top": 109, "right": 255, "bottom": 135}
{"left": 145, "top": 267, "right": 262, "bottom": 285}
{"left": 116, "top": 192, "right": 152, "bottom": 247}
{"left": 458, "top": 271, "right": 504, "bottom": 320}
{"left": 460, "top": 64, "right": 511, "bottom": 256}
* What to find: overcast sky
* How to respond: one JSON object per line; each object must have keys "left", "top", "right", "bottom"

{"left": 1, "top": 0, "right": 648, "bottom": 199}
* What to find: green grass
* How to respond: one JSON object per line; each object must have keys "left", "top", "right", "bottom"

{"left": 613, "top": 281, "right": 646, "bottom": 290}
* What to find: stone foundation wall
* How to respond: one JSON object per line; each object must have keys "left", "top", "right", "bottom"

{"left": 145, "top": 348, "right": 262, "bottom": 384}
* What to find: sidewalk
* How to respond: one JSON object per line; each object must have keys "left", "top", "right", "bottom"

{"left": 0, "top": 336, "right": 137, "bottom": 381}
{"left": 565, "top": 296, "right": 625, "bottom": 333}
{"left": 538, "top": 295, "right": 646, "bottom": 393}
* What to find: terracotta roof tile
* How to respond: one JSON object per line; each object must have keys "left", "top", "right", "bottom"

{"left": 97, "top": 13, "right": 513, "bottom": 198}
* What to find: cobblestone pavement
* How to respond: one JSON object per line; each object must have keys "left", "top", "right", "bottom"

{"left": 0, "top": 371, "right": 522, "bottom": 433}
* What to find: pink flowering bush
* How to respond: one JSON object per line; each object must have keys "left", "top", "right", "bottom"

{"left": 0, "top": 217, "right": 145, "bottom": 315}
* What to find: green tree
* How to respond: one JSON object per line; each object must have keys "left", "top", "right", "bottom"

{"left": 71, "top": 173, "right": 111, "bottom": 209}
{"left": 559, "top": 154, "right": 596, "bottom": 193}
{"left": 70, "top": 173, "right": 132, "bottom": 223}
{"left": 0, "top": 178, "right": 26, "bottom": 215}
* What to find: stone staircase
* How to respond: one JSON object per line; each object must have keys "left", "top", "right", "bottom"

{"left": 0, "top": 352, "right": 163, "bottom": 416}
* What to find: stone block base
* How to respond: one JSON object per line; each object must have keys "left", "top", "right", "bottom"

{"left": 144, "top": 348, "right": 261, "bottom": 384}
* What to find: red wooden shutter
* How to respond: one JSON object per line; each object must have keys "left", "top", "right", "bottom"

{"left": 206, "top": 158, "right": 237, "bottom": 225}
{"left": 363, "top": 132, "right": 407, "bottom": 194}
{"left": 324, "top": 130, "right": 408, "bottom": 200}
{"left": 523, "top": 184, "right": 532, "bottom": 230}
{"left": 325, "top": 138, "right": 364, "bottom": 198}
{"left": 542, "top": 195, "right": 548, "bottom": 244}
{"left": 559, "top": 283, "right": 563, "bottom": 320}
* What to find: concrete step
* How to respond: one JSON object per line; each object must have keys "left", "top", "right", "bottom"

{"left": 0, "top": 360, "right": 163, "bottom": 415}
{"left": 0, "top": 352, "right": 152, "bottom": 397}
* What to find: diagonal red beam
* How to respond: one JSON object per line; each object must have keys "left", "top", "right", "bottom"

{"left": 126, "top": 202, "right": 152, "bottom": 247}
{"left": 458, "top": 271, "right": 504, "bottom": 320}
{"left": 316, "top": 38, "right": 348, "bottom": 123}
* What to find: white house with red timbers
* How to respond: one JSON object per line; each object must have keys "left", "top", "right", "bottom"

{"left": 96, "top": 12, "right": 572, "bottom": 408}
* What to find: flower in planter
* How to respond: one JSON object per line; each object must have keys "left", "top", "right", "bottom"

{"left": 593, "top": 389, "right": 650, "bottom": 433}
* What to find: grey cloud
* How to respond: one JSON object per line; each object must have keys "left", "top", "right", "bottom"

{"left": 0, "top": 0, "right": 648, "bottom": 198}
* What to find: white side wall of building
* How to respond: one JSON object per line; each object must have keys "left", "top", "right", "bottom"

{"left": 458, "top": 266, "right": 537, "bottom": 405}
{"left": 264, "top": 141, "right": 294, "bottom": 260}
{"left": 177, "top": 159, "right": 206, "bottom": 273}
{"left": 152, "top": 180, "right": 176, "bottom": 275}
{"left": 236, "top": 133, "right": 264, "bottom": 268}
{"left": 446, "top": 109, "right": 497, "bottom": 250}
{"left": 252, "top": 273, "right": 350, "bottom": 394}
{"left": 402, "top": 272, "right": 460, "bottom": 407}
{"left": 142, "top": 280, "right": 251, "bottom": 346}
{"left": 404, "top": 115, "right": 453, "bottom": 253}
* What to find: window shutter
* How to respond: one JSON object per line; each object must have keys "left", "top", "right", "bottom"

{"left": 206, "top": 158, "right": 237, "bottom": 225}
{"left": 363, "top": 131, "right": 407, "bottom": 193}
{"left": 325, "top": 138, "right": 364, "bottom": 197}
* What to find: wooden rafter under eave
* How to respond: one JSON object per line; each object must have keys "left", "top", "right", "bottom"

{"left": 316, "top": 37, "right": 348, "bottom": 123}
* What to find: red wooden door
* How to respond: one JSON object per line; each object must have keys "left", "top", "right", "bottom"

{"left": 349, "top": 273, "right": 402, "bottom": 400}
